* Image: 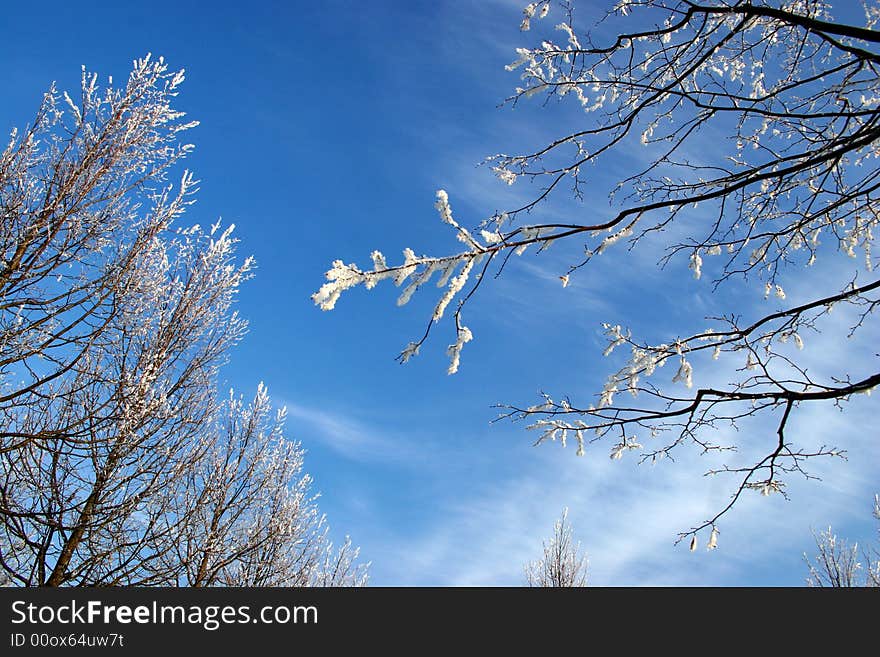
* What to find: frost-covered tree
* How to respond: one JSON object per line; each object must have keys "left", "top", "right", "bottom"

{"left": 315, "top": 1, "right": 880, "bottom": 546}
{"left": 0, "top": 55, "right": 241, "bottom": 586}
{"left": 152, "top": 384, "right": 369, "bottom": 587}
{"left": 804, "top": 494, "right": 880, "bottom": 587}
{"left": 0, "top": 57, "right": 366, "bottom": 586}
{"left": 525, "top": 508, "right": 588, "bottom": 587}
{"left": 0, "top": 55, "right": 200, "bottom": 456}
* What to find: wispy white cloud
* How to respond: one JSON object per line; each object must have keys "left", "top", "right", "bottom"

{"left": 363, "top": 391, "right": 878, "bottom": 586}
{"left": 279, "top": 400, "right": 432, "bottom": 467}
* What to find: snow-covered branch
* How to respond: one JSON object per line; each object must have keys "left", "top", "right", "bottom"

{"left": 313, "top": 1, "right": 880, "bottom": 541}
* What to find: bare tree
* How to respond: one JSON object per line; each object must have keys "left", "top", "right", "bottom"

{"left": 805, "top": 494, "right": 880, "bottom": 587}
{"left": 0, "top": 199, "right": 250, "bottom": 585}
{"left": 0, "top": 55, "right": 199, "bottom": 456}
{"left": 0, "top": 58, "right": 367, "bottom": 587}
{"left": 311, "top": 536, "right": 371, "bottom": 588}
{"left": 314, "top": 1, "right": 880, "bottom": 546}
{"left": 152, "top": 384, "right": 369, "bottom": 587}
{"left": 525, "top": 508, "right": 588, "bottom": 587}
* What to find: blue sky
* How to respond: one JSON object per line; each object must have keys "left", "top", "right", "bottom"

{"left": 3, "top": 0, "right": 877, "bottom": 585}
